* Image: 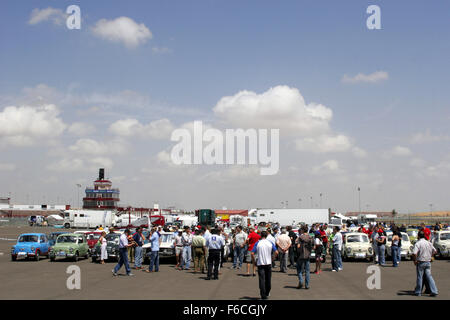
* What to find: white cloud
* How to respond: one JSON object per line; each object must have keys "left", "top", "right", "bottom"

{"left": 48, "top": 156, "right": 114, "bottom": 172}
{"left": 213, "top": 86, "right": 333, "bottom": 136}
{"left": 295, "top": 135, "right": 352, "bottom": 153}
{"left": 68, "top": 122, "right": 96, "bottom": 136}
{"left": 152, "top": 47, "right": 172, "bottom": 54}
{"left": 0, "top": 163, "right": 16, "bottom": 171}
{"left": 0, "top": 104, "right": 66, "bottom": 146}
{"left": 410, "top": 158, "right": 427, "bottom": 168}
{"left": 28, "top": 7, "right": 66, "bottom": 26}
{"left": 199, "top": 166, "right": 260, "bottom": 182}
{"left": 341, "top": 71, "right": 389, "bottom": 84}
{"left": 91, "top": 17, "right": 152, "bottom": 48}
{"left": 390, "top": 146, "right": 413, "bottom": 157}
{"left": 352, "top": 147, "right": 368, "bottom": 158}
{"left": 109, "top": 118, "right": 174, "bottom": 140}
{"left": 311, "top": 160, "right": 342, "bottom": 175}
{"left": 410, "top": 130, "right": 450, "bottom": 144}
{"left": 68, "top": 138, "right": 127, "bottom": 156}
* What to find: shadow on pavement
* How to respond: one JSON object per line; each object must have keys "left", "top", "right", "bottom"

{"left": 283, "top": 285, "right": 299, "bottom": 289}
{"left": 397, "top": 290, "right": 416, "bottom": 296}
{"left": 239, "top": 296, "right": 261, "bottom": 300}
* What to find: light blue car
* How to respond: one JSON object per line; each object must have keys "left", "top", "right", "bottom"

{"left": 11, "top": 233, "right": 50, "bottom": 261}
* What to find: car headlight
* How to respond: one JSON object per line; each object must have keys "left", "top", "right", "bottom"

{"left": 410, "top": 246, "right": 414, "bottom": 251}
{"left": 31, "top": 247, "right": 35, "bottom": 251}
{"left": 69, "top": 248, "right": 74, "bottom": 253}
{"left": 346, "top": 247, "right": 352, "bottom": 253}
{"left": 442, "top": 245, "right": 446, "bottom": 249}
{"left": 368, "top": 247, "right": 373, "bottom": 253}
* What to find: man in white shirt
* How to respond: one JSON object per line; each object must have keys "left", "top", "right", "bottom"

{"left": 112, "top": 229, "right": 134, "bottom": 276}
{"left": 251, "top": 231, "right": 278, "bottom": 300}
{"left": 332, "top": 226, "right": 343, "bottom": 272}
{"left": 180, "top": 227, "right": 193, "bottom": 270}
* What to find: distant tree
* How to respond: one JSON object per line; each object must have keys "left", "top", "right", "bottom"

{"left": 392, "top": 209, "right": 398, "bottom": 217}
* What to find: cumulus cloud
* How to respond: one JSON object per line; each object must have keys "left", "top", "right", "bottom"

{"left": 295, "top": 135, "right": 352, "bottom": 153}
{"left": 387, "top": 146, "right": 413, "bottom": 157}
{"left": 68, "top": 138, "right": 127, "bottom": 156}
{"left": 341, "top": 71, "right": 389, "bottom": 84}
{"left": 0, "top": 104, "right": 66, "bottom": 146}
{"left": 0, "top": 163, "right": 16, "bottom": 171}
{"left": 68, "top": 122, "right": 96, "bottom": 136}
{"left": 352, "top": 147, "right": 368, "bottom": 158}
{"left": 48, "top": 156, "right": 114, "bottom": 172}
{"left": 311, "top": 160, "right": 342, "bottom": 175}
{"left": 213, "top": 86, "right": 333, "bottom": 136}
{"left": 410, "top": 130, "right": 450, "bottom": 144}
{"left": 91, "top": 17, "right": 152, "bottom": 48}
{"left": 109, "top": 118, "right": 174, "bottom": 140}
{"left": 28, "top": 7, "right": 66, "bottom": 26}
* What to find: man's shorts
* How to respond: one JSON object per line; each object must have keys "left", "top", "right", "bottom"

{"left": 245, "top": 250, "right": 257, "bottom": 263}
{"left": 175, "top": 247, "right": 183, "bottom": 256}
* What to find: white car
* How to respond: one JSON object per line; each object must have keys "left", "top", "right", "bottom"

{"left": 143, "top": 231, "right": 175, "bottom": 259}
{"left": 433, "top": 231, "right": 450, "bottom": 259}
{"left": 386, "top": 232, "right": 413, "bottom": 260}
{"left": 342, "top": 232, "right": 373, "bottom": 261}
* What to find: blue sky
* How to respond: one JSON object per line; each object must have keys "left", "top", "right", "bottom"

{"left": 0, "top": 1, "right": 449, "bottom": 213}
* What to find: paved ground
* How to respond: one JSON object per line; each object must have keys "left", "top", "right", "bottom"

{"left": 0, "top": 225, "right": 449, "bottom": 300}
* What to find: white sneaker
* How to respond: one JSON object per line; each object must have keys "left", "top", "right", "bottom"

{"left": 338, "top": 268, "right": 343, "bottom": 271}
{"left": 332, "top": 269, "right": 337, "bottom": 272}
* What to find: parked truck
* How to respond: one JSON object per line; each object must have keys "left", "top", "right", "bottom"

{"left": 196, "top": 209, "right": 216, "bottom": 227}
{"left": 62, "top": 210, "right": 120, "bottom": 229}
{"left": 250, "top": 208, "right": 330, "bottom": 227}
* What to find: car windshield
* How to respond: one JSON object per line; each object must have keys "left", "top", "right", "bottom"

{"left": 106, "top": 234, "right": 119, "bottom": 243}
{"left": 407, "top": 230, "right": 418, "bottom": 237}
{"left": 57, "top": 236, "right": 77, "bottom": 243}
{"left": 440, "top": 233, "right": 450, "bottom": 241}
{"left": 347, "top": 235, "right": 368, "bottom": 243}
{"left": 19, "top": 235, "right": 38, "bottom": 242}
{"left": 401, "top": 233, "right": 410, "bottom": 242}
{"left": 161, "top": 234, "right": 174, "bottom": 243}
{"left": 48, "top": 233, "right": 62, "bottom": 240}
{"left": 86, "top": 234, "right": 101, "bottom": 240}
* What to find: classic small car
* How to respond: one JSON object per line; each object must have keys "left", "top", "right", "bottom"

{"left": 85, "top": 231, "right": 103, "bottom": 254}
{"left": 48, "top": 232, "right": 66, "bottom": 247}
{"left": 11, "top": 233, "right": 50, "bottom": 261}
{"left": 342, "top": 232, "right": 373, "bottom": 261}
{"left": 385, "top": 232, "right": 413, "bottom": 260}
{"left": 143, "top": 231, "right": 176, "bottom": 262}
{"left": 406, "top": 229, "right": 418, "bottom": 244}
{"left": 433, "top": 231, "right": 450, "bottom": 259}
{"left": 91, "top": 232, "right": 120, "bottom": 263}
{"left": 49, "top": 233, "right": 89, "bottom": 261}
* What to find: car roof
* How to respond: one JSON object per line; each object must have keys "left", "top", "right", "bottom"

{"left": 345, "top": 232, "right": 368, "bottom": 236}
{"left": 19, "top": 233, "right": 45, "bottom": 236}
{"left": 57, "top": 233, "right": 84, "bottom": 236}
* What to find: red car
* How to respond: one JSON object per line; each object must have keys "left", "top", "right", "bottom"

{"left": 84, "top": 232, "right": 103, "bottom": 254}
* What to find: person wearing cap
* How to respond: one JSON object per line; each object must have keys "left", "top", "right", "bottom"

{"left": 206, "top": 228, "right": 225, "bottom": 280}
{"left": 132, "top": 227, "right": 145, "bottom": 270}
{"left": 245, "top": 226, "right": 261, "bottom": 276}
{"left": 374, "top": 227, "right": 387, "bottom": 266}
{"left": 251, "top": 231, "right": 278, "bottom": 299}
{"left": 276, "top": 228, "right": 291, "bottom": 273}
{"left": 112, "top": 229, "right": 134, "bottom": 276}
{"left": 144, "top": 227, "right": 160, "bottom": 273}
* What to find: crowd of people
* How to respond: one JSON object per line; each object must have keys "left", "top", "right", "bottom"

{"left": 107, "top": 221, "right": 445, "bottom": 299}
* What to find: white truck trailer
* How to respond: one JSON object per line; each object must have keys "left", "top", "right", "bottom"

{"left": 250, "top": 208, "right": 330, "bottom": 227}
{"left": 62, "top": 210, "right": 120, "bottom": 229}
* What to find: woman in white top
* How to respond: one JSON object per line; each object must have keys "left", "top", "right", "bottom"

{"left": 100, "top": 231, "right": 108, "bottom": 264}
{"left": 313, "top": 233, "right": 323, "bottom": 274}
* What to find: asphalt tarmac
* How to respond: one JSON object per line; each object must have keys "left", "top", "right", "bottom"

{"left": 0, "top": 225, "right": 449, "bottom": 300}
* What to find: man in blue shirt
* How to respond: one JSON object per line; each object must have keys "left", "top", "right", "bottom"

{"left": 133, "top": 227, "right": 145, "bottom": 270}
{"left": 144, "top": 228, "right": 160, "bottom": 273}
{"left": 205, "top": 228, "right": 225, "bottom": 280}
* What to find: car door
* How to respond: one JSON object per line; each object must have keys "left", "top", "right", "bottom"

{"left": 40, "top": 235, "right": 49, "bottom": 254}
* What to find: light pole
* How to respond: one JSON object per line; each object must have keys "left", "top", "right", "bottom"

{"left": 358, "top": 187, "right": 361, "bottom": 214}
{"left": 320, "top": 193, "right": 323, "bottom": 208}
{"left": 310, "top": 196, "right": 313, "bottom": 208}
{"left": 286, "top": 200, "right": 288, "bottom": 208}
{"left": 298, "top": 198, "right": 302, "bottom": 208}
{"left": 281, "top": 201, "right": 284, "bottom": 208}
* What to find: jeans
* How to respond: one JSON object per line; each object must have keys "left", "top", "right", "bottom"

{"left": 134, "top": 246, "right": 143, "bottom": 268}
{"left": 397, "top": 246, "right": 402, "bottom": 263}
{"left": 332, "top": 247, "right": 342, "bottom": 270}
{"left": 181, "top": 246, "right": 192, "bottom": 269}
{"left": 279, "top": 249, "right": 288, "bottom": 272}
{"left": 149, "top": 251, "right": 159, "bottom": 272}
{"left": 257, "top": 264, "right": 272, "bottom": 299}
{"left": 297, "top": 259, "right": 310, "bottom": 288}
{"left": 414, "top": 262, "right": 438, "bottom": 295}
{"left": 391, "top": 246, "right": 399, "bottom": 267}
{"left": 377, "top": 245, "right": 385, "bottom": 265}
{"left": 288, "top": 246, "right": 296, "bottom": 266}
{"left": 114, "top": 248, "right": 131, "bottom": 275}
{"left": 233, "top": 245, "right": 245, "bottom": 268}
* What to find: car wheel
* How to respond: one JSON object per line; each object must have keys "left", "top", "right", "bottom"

{"left": 35, "top": 251, "right": 40, "bottom": 261}
{"left": 73, "top": 252, "right": 79, "bottom": 262}
{"left": 92, "top": 257, "right": 97, "bottom": 263}
{"left": 11, "top": 255, "right": 16, "bottom": 261}
{"left": 50, "top": 256, "right": 55, "bottom": 262}
{"left": 64, "top": 223, "right": 70, "bottom": 229}
{"left": 436, "top": 249, "right": 441, "bottom": 260}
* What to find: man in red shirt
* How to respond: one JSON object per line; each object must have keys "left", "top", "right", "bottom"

{"left": 420, "top": 223, "right": 431, "bottom": 241}
{"left": 246, "top": 227, "right": 261, "bottom": 276}
{"left": 320, "top": 225, "right": 328, "bottom": 257}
